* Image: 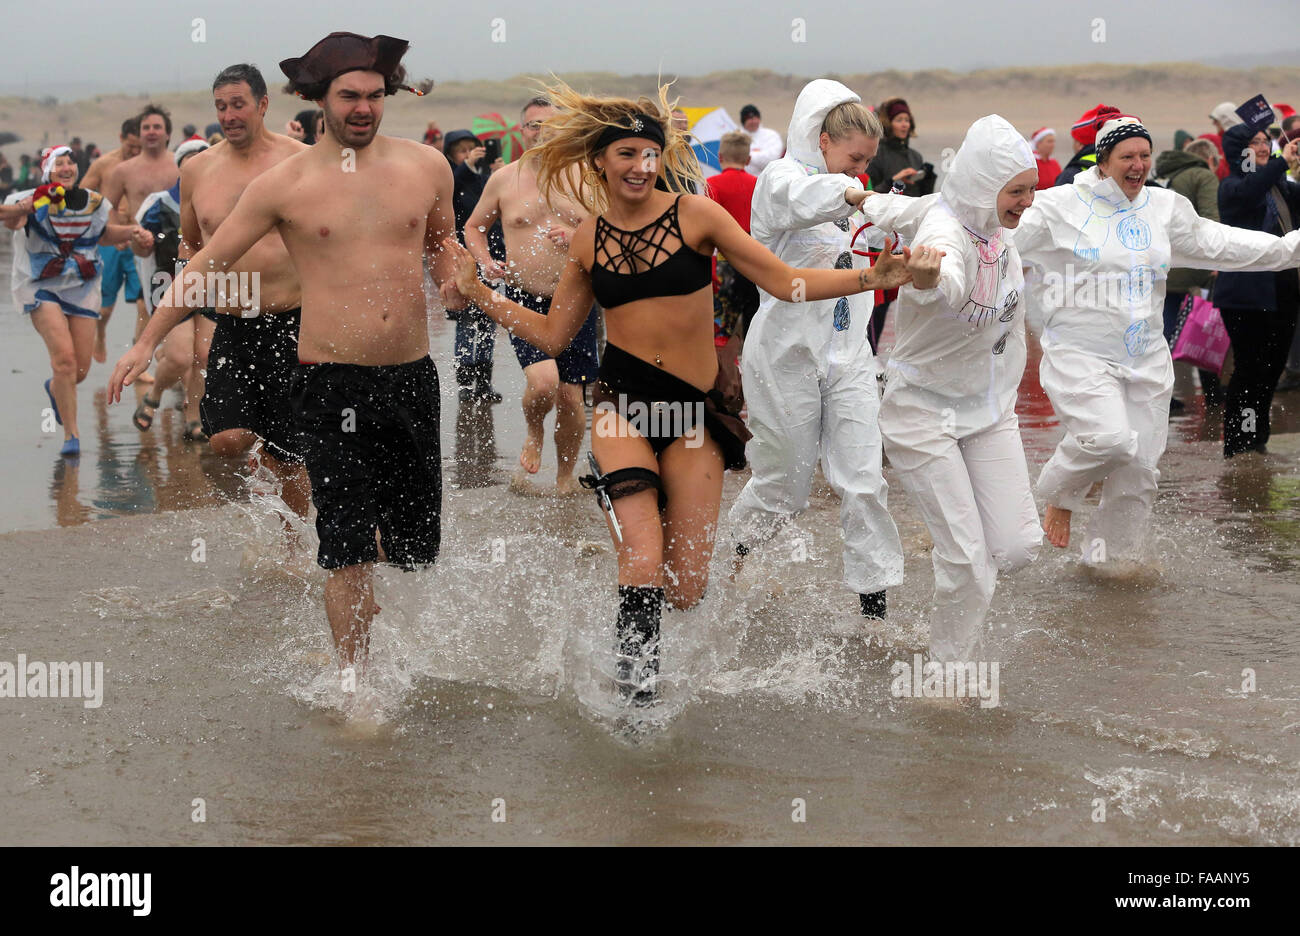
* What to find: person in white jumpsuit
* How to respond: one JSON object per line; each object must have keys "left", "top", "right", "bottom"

{"left": 1016, "top": 115, "right": 1300, "bottom": 564}
{"left": 729, "top": 79, "right": 904, "bottom": 617}
{"left": 872, "top": 115, "right": 1043, "bottom": 664}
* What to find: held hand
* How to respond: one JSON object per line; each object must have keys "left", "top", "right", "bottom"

{"left": 285, "top": 120, "right": 305, "bottom": 141}
{"left": 441, "top": 236, "right": 484, "bottom": 300}
{"left": 17, "top": 196, "right": 34, "bottom": 216}
{"left": 108, "top": 343, "right": 156, "bottom": 404}
{"left": 481, "top": 258, "right": 509, "bottom": 281}
{"left": 132, "top": 226, "right": 154, "bottom": 250}
{"left": 870, "top": 236, "right": 914, "bottom": 291}
{"left": 489, "top": 157, "right": 505, "bottom": 173}
{"left": 544, "top": 224, "right": 574, "bottom": 248}
{"left": 465, "top": 146, "right": 486, "bottom": 168}
{"left": 439, "top": 279, "right": 467, "bottom": 312}
{"left": 906, "top": 245, "right": 945, "bottom": 290}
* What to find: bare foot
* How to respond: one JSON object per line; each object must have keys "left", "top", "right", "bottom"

{"left": 93, "top": 325, "right": 107, "bottom": 363}
{"left": 555, "top": 474, "right": 582, "bottom": 497}
{"left": 1043, "top": 504, "right": 1072, "bottom": 548}
{"left": 518, "top": 431, "right": 543, "bottom": 474}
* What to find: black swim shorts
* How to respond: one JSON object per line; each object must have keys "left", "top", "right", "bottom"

{"left": 200, "top": 309, "right": 304, "bottom": 462}
{"left": 290, "top": 355, "right": 442, "bottom": 571}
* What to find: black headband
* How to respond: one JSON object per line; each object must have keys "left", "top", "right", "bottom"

{"left": 1097, "top": 122, "right": 1152, "bottom": 155}
{"left": 595, "top": 113, "right": 666, "bottom": 151}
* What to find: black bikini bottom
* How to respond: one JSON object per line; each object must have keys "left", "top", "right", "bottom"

{"left": 592, "top": 343, "right": 749, "bottom": 471}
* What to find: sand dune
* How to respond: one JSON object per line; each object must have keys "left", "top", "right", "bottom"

{"left": 3, "top": 63, "right": 1298, "bottom": 171}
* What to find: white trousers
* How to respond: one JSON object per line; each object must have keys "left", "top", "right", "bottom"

{"left": 730, "top": 348, "right": 903, "bottom": 594}
{"left": 1036, "top": 346, "right": 1173, "bottom": 565}
{"left": 882, "top": 400, "right": 1041, "bottom": 662}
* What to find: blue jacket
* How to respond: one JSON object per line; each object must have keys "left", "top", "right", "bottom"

{"left": 1213, "top": 123, "right": 1300, "bottom": 311}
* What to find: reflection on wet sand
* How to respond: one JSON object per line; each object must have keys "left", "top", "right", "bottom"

{"left": 453, "top": 397, "right": 501, "bottom": 490}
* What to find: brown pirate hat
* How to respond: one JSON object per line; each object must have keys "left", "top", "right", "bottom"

{"left": 280, "top": 32, "right": 411, "bottom": 91}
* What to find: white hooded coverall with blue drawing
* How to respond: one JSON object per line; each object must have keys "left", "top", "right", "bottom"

{"left": 728, "top": 79, "right": 903, "bottom": 595}
{"left": 1016, "top": 166, "right": 1300, "bottom": 564}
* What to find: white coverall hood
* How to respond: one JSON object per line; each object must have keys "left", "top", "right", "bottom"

{"left": 939, "top": 115, "right": 1037, "bottom": 238}
{"left": 784, "top": 79, "right": 860, "bottom": 174}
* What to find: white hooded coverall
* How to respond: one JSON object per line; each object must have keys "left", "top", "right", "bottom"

{"left": 1017, "top": 166, "right": 1300, "bottom": 564}
{"left": 870, "top": 115, "right": 1042, "bottom": 663}
{"left": 729, "top": 79, "right": 903, "bottom": 595}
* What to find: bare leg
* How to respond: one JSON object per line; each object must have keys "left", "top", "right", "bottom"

{"left": 139, "top": 317, "right": 197, "bottom": 428}
{"left": 208, "top": 428, "right": 258, "bottom": 457}
{"left": 519, "top": 359, "right": 559, "bottom": 475}
{"left": 324, "top": 563, "right": 377, "bottom": 669}
{"left": 94, "top": 303, "right": 113, "bottom": 363}
{"left": 30, "top": 304, "right": 82, "bottom": 442}
{"left": 554, "top": 380, "right": 586, "bottom": 493}
{"left": 261, "top": 449, "right": 311, "bottom": 520}
{"left": 658, "top": 434, "right": 726, "bottom": 609}
{"left": 1043, "top": 504, "right": 1072, "bottom": 548}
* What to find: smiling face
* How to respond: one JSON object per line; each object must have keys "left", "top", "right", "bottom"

{"left": 47, "top": 153, "right": 79, "bottom": 188}
{"left": 594, "top": 137, "right": 661, "bottom": 207}
{"left": 213, "top": 80, "right": 267, "bottom": 149}
{"left": 820, "top": 130, "right": 879, "bottom": 177}
{"left": 1098, "top": 137, "right": 1152, "bottom": 200}
{"left": 997, "top": 169, "right": 1038, "bottom": 228}
{"left": 321, "top": 70, "right": 385, "bottom": 149}
{"left": 1247, "top": 131, "right": 1272, "bottom": 167}
{"left": 138, "top": 114, "right": 169, "bottom": 155}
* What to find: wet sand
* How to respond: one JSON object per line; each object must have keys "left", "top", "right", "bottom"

{"left": 1, "top": 239, "right": 1299, "bottom": 845}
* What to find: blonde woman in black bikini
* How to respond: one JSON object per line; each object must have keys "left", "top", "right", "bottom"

{"left": 444, "top": 80, "right": 942, "bottom": 706}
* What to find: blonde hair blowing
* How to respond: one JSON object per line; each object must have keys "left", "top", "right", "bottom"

{"left": 528, "top": 76, "right": 704, "bottom": 216}
{"left": 821, "top": 101, "right": 883, "bottom": 142}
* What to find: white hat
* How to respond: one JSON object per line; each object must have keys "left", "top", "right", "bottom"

{"left": 1096, "top": 115, "right": 1151, "bottom": 153}
{"left": 1209, "top": 102, "right": 1242, "bottom": 129}
{"left": 40, "top": 145, "right": 72, "bottom": 182}
{"left": 174, "top": 138, "right": 210, "bottom": 166}
{"left": 1030, "top": 127, "right": 1055, "bottom": 148}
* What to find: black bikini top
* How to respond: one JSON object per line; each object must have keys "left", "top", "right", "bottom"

{"left": 590, "top": 195, "right": 713, "bottom": 310}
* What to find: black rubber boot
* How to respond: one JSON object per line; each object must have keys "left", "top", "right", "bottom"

{"left": 614, "top": 585, "right": 664, "bottom": 705}
{"left": 860, "top": 590, "right": 887, "bottom": 619}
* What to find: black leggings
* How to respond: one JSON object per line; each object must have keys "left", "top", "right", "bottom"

{"left": 1220, "top": 276, "right": 1300, "bottom": 456}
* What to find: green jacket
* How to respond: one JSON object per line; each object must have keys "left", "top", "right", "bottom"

{"left": 1155, "top": 149, "right": 1219, "bottom": 294}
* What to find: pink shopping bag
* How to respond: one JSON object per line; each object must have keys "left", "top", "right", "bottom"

{"left": 1171, "top": 295, "right": 1230, "bottom": 375}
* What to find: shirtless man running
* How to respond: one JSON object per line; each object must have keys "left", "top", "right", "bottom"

{"left": 159, "top": 64, "right": 311, "bottom": 521}
{"left": 109, "top": 33, "right": 462, "bottom": 681}
{"left": 104, "top": 107, "right": 177, "bottom": 383}
{"left": 83, "top": 116, "right": 141, "bottom": 363}
{"left": 465, "top": 97, "right": 597, "bottom": 494}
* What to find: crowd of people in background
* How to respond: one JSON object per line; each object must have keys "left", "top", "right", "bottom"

{"left": 5, "top": 86, "right": 1298, "bottom": 463}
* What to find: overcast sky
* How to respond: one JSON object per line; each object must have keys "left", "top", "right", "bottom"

{"left": 3, "top": 0, "right": 1296, "bottom": 98}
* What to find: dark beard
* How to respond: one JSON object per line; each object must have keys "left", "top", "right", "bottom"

{"left": 324, "top": 110, "right": 378, "bottom": 149}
